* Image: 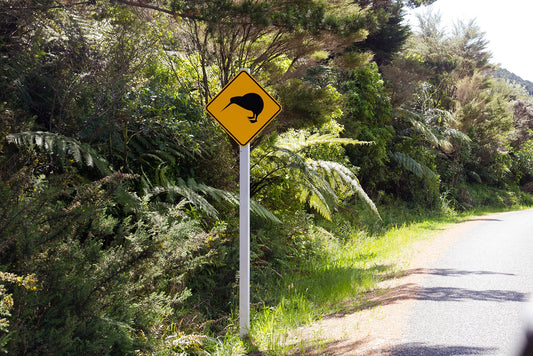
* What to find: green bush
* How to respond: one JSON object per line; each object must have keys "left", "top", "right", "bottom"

{"left": 340, "top": 63, "right": 394, "bottom": 193}
{"left": 0, "top": 171, "right": 215, "bottom": 354}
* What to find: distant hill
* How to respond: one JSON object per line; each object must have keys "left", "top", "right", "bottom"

{"left": 494, "top": 68, "right": 533, "bottom": 96}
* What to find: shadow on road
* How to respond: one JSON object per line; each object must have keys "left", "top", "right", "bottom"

{"left": 400, "top": 268, "right": 515, "bottom": 277}
{"left": 414, "top": 286, "right": 528, "bottom": 302}
{"left": 323, "top": 278, "right": 527, "bottom": 321}
{"left": 363, "top": 284, "right": 528, "bottom": 307}
{"left": 460, "top": 218, "right": 503, "bottom": 222}
{"left": 388, "top": 342, "right": 497, "bottom": 355}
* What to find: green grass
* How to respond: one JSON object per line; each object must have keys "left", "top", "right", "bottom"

{"left": 213, "top": 195, "right": 533, "bottom": 354}
{"left": 240, "top": 217, "right": 457, "bottom": 354}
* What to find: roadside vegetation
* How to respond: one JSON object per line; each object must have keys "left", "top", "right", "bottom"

{"left": 1, "top": 0, "right": 533, "bottom": 354}
{"left": 247, "top": 195, "right": 533, "bottom": 355}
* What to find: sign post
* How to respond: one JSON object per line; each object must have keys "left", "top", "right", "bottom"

{"left": 239, "top": 143, "right": 250, "bottom": 337}
{"left": 205, "top": 69, "right": 281, "bottom": 337}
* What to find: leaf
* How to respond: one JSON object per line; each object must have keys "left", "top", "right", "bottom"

{"left": 252, "top": 130, "right": 380, "bottom": 220}
{"left": 6, "top": 131, "right": 111, "bottom": 175}
{"left": 443, "top": 128, "right": 472, "bottom": 144}
{"left": 391, "top": 152, "right": 438, "bottom": 180}
{"left": 147, "top": 178, "right": 280, "bottom": 223}
{"left": 314, "top": 160, "right": 381, "bottom": 220}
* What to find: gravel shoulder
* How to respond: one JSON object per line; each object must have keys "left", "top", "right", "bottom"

{"left": 284, "top": 214, "right": 494, "bottom": 355}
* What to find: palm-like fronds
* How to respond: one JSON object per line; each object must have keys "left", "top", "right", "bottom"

{"left": 311, "top": 160, "right": 380, "bottom": 219}
{"left": 391, "top": 152, "right": 438, "bottom": 180}
{"left": 276, "top": 131, "right": 373, "bottom": 152}
{"left": 6, "top": 131, "right": 111, "bottom": 175}
{"left": 397, "top": 107, "right": 471, "bottom": 154}
{"left": 147, "top": 178, "right": 281, "bottom": 223}
{"left": 118, "top": 133, "right": 193, "bottom": 175}
{"left": 397, "top": 81, "right": 472, "bottom": 155}
{"left": 443, "top": 128, "right": 471, "bottom": 144}
{"left": 6, "top": 131, "right": 279, "bottom": 222}
{"left": 252, "top": 131, "right": 380, "bottom": 220}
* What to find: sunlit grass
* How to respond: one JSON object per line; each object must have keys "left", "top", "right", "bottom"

{"left": 246, "top": 216, "right": 462, "bottom": 354}
{"left": 216, "top": 203, "right": 533, "bottom": 354}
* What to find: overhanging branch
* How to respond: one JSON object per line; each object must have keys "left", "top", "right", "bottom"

{"left": 113, "top": 0, "right": 201, "bottom": 19}
{"left": 1, "top": 0, "right": 202, "bottom": 20}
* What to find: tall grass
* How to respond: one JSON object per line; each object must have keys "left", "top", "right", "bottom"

{"left": 215, "top": 190, "right": 533, "bottom": 354}
{"left": 244, "top": 210, "right": 461, "bottom": 354}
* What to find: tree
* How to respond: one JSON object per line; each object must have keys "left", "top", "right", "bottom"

{"left": 351, "top": 0, "right": 411, "bottom": 66}
{"left": 383, "top": 10, "right": 520, "bottom": 204}
{"left": 250, "top": 124, "right": 380, "bottom": 220}
{"left": 449, "top": 19, "right": 491, "bottom": 78}
{"left": 168, "top": 0, "right": 373, "bottom": 106}
{"left": 340, "top": 63, "right": 394, "bottom": 194}
{"left": 454, "top": 73, "right": 515, "bottom": 185}
{"left": 407, "top": 12, "right": 492, "bottom": 100}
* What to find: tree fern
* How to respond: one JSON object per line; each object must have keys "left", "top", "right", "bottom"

{"left": 396, "top": 91, "right": 471, "bottom": 154}
{"left": 145, "top": 178, "right": 281, "bottom": 223}
{"left": 276, "top": 131, "right": 373, "bottom": 152}
{"left": 391, "top": 152, "right": 438, "bottom": 180}
{"left": 443, "top": 128, "right": 471, "bottom": 144}
{"left": 6, "top": 131, "right": 111, "bottom": 175}
{"left": 4, "top": 131, "right": 280, "bottom": 222}
{"left": 313, "top": 160, "right": 380, "bottom": 219}
{"left": 252, "top": 131, "right": 380, "bottom": 220}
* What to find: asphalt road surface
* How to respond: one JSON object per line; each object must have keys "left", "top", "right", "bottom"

{"left": 389, "top": 209, "right": 533, "bottom": 356}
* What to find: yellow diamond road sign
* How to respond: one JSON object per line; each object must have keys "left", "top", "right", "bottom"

{"left": 206, "top": 70, "right": 282, "bottom": 146}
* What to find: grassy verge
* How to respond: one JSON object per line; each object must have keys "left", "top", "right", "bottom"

{"left": 249, "top": 214, "right": 460, "bottom": 354}
{"left": 207, "top": 183, "right": 533, "bottom": 355}
{"left": 222, "top": 204, "right": 531, "bottom": 355}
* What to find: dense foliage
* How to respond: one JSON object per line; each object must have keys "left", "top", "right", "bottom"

{"left": 1, "top": 0, "right": 532, "bottom": 354}
{"left": 495, "top": 68, "right": 533, "bottom": 96}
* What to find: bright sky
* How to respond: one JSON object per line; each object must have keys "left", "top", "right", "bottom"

{"left": 406, "top": 0, "right": 533, "bottom": 82}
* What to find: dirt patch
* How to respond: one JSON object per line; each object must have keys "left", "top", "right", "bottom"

{"left": 284, "top": 215, "right": 494, "bottom": 355}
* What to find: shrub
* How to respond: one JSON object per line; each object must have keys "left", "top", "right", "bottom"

{"left": 0, "top": 171, "right": 214, "bottom": 354}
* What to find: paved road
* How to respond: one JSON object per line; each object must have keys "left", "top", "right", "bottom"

{"left": 390, "top": 209, "right": 533, "bottom": 356}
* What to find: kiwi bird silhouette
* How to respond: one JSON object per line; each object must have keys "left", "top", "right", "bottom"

{"left": 222, "top": 93, "right": 264, "bottom": 123}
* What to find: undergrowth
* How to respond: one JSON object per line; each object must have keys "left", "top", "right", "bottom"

{"left": 212, "top": 186, "right": 533, "bottom": 355}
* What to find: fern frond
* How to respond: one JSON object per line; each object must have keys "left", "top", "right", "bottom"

{"left": 429, "top": 108, "right": 457, "bottom": 126}
{"left": 398, "top": 107, "right": 471, "bottom": 154}
{"left": 307, "top": 192, "right": 332, "bottom": 220}
{"left": 154, "top": 185, "right": 220, "bottom": 218}
{"left": 391, "top": 152, "right": 438, "bottom": 180}
{"left": 6, "top": 131, "right": 111, "bottom": 175}
{"left": 276, "top": 131, "right": 373, "bottom": 152}
{"left": 313, "top": 160, "right": 381, "bottom": 219}
{"left": 139, "top": 153, "right": 165, "bottom": 164}
{"left": 249, "top": 199, "right": 282, "bottom": 223}
{"left": 443, "top": 128, "right": 472, "bottom": 144}
{"left": 154, "top": 149, "right": 178, "bottom": 165}
{"left": 407, "top": 116, "right": 440, "bottom": 147}
{"left": 148, "top": 178, "right": 280, "bottom": 223}
{"left": 181, "top": 178, "right": 238, "bottom": 205}
{"left": 250, "top": 129, "right": 381, "bottom": 221}
{"left": 187, "top": 178, "right": 280, "bottom": 223}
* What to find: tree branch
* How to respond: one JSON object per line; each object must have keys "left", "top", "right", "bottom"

{"left": 113, "top": 0, "right": 201, "bottom": 20}
{"left": 113, "top": 0, "right": 174, "bottom": 15}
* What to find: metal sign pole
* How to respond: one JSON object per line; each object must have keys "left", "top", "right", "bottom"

{"left": 239, "top": 68, "right": 251, "bottom": 338}
{"left": 239, "top": 143, "right": 250, "bottom": 337}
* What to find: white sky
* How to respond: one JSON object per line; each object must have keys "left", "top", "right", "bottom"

{"left": 406, "top": 0, "right": 533, "bottom": 81}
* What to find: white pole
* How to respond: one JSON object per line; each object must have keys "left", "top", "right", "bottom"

{"left": 239, "top": 143, "right": 250, "bottom": 338}
{"left": 239, "top": 68, "right": 251, "bottom": 338}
